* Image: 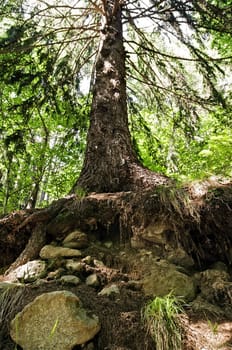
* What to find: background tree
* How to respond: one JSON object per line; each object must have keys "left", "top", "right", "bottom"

{"left": 0, "top": 7, "right": 89, "bottom": 212}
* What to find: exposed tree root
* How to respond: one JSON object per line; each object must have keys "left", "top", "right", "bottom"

{"left": 4, "top": 224, "right": 46, "bottom": 275}
{"left": 0, "top": 182, "right": 232, "bottom": 275}
{"left": 73, "top": 161, "right": 172, "bottom": 193}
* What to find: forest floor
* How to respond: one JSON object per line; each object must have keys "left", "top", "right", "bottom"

{"left": 1, "top": 241, "right": 232, "bottom": 350}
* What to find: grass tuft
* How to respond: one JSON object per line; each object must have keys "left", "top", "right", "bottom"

{"left": 142, "top": 292, "right": 184, "bottom": 350}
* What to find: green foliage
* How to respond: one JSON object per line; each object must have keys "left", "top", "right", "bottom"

{"left": 0, "top": 96, "right": 89, "bottom": 212}
{"left": 142, "top": 293, "right": 184, "bottom": 350}
{"left": 130, "top": 105, "right": 232, "bottom": 182}
{"left": 0, "top": 21, "right": 90, "bottom": 213}
{"left": 176, "top": 108, "right": 232, "bottom": 181}
{"left": 207, "top": 319, "right": 218, "bottom": 335}
{"left": 0, "top": 1, "right": 96, "bottom": 213}
{"left": 199, "top": 0, "right": 232, "bottom": 57}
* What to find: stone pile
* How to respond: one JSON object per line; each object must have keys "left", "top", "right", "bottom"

{"left": 1, "top": 228, "right": 231, "bottom": 350}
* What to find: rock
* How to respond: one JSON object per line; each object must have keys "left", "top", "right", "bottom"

{"left": 10, "top": 291, "right": 100, "bottom": 350}
{"left": 60, "top": 275, "right": 81, "bottom": 285}
{"left": 4, "top": 260, "right": 46, "bottom": 283}
{"left": 98, "top": 284, "right": 120, "bottom": 296}
{"left": 142, "top": 260, "right": 196, "bottom": 301}
{"left": 104, "top": 241, "right": 113, "bottom": 248}
{"left": 195, "top": 268, "right": 232, "bottom": 306}
{"left": 166, "top": 247, "right": 195, "bottom": 268}
{"left": 200, "top": 269, "right": 230, "bottom": 284}
{"left": 86, "top": 274, "right": 99, "bottom": 287}
{"left": 93, "top": 259, "right": 105, "bottom": 267}
{"left": 66, "top": 259, "right": 84, "bottom": 272}
{"left": 139, "top": 222, "right": 171, "bottom": 244}
{"left": 62, "top": 230, "right": 89, "bottom": 249}
{"left": 40, "top": 245, "right": 82, "bottom": 259}
{"left": 191, "top": 295, "right": 225, "bottom": 317}
{"left": 47, "top": 268, "right": 65, "bottom": 280}
{"left": 82, "top": 255, "right": 93, "bottom": 265}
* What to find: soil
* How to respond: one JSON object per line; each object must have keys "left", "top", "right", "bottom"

{"left": 1, "top": 243, "right": 232, "bottom": 350}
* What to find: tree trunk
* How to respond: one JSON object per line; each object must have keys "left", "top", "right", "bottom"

{"left": 72, "top": 1, "right": 169, "bottom": 193}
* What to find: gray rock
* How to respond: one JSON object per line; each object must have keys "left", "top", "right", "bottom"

{"left": 191, "top": 295, "right": 225, "bottom": 317}
{"left": 195, "top": 268, "right": 232, "bottom": 305}
{"left": 4, "top": 260, "right": 46, "bottom": 283}
{"left": 142, "top": 260, "right": 196, "bottom": 301}
{"left": 40, "top": 245, "right": 82, "bottom": 259}
{"left": 86, "top": 274, "right": 99, "bottom": 287}
{"left": 82, "top": 256, "right": 93, "bottom": 265}
{"left": 66, "top": 259, "right": 84, "bottom": 272}
{"left": 139, "top": 222, "right": 171, "bottom": 244}
{"left": 47, "top": 268, "right": 65, "bottom": 280}
{"left": 166, "top": 247, "right": 194, "bottom": 268}
{"left": 98, "top": 284, "right": 120, "bottom": 296}
{"left": 60, "top": 275, "right": 81, "bottom": 285}
{"left": 62, "top": 230, "right": 89, "bottom": 249}
{"left": 10, "top": 291, "right": 100, "bottom": 350}
{"left": 93, "top": 259, "right": 104, "bottom": 267}
{"left": 104, "top": 241, "right": 113, "bottom": 249}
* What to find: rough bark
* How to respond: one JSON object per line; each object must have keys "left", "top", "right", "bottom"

{"left": 72, "top": 1, "right": 169, "bottom": 193}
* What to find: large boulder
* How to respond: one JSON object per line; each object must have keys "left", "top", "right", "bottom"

{"left": 10, "top": 290, "right": 100, "bottom": 350}
{"left": 142, "top": 260, "right": 196, "bottom": 301}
